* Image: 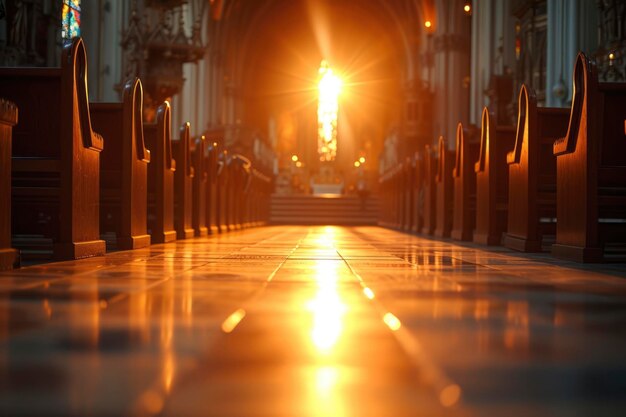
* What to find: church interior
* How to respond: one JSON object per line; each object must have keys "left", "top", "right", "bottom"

{"left": 1, "top": 0, "right": 626, "bottom": 415}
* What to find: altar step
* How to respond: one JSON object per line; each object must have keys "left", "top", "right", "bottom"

{"left": 270, "top": 194, "right": 379, "bottom": 225}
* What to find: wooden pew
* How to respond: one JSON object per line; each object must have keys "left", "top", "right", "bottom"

{"left": 216, "top": 150, "right": 231, "bottom": 232}
{"left": 145, "top": 101, "right": 177, "bottom": 244}
{"left": 229, "top": 154, "right": 252, "bottom": 229}
{"left": 389, "top": 166, "right": 400, "bottom": 229}
{"left": 205, "top": 141, "right": 220, "bottom": 235}
{"left": 172, "top": 122, "right": 195, "bottom": 239}
{"left": 0, "top": 38, "right": 106, "bottom": 261}
{"left": 503, "top": 85, "right": 569, "bottom": 252}
{"left": 242, "top": 157, "right": 255, "bottom": 229}
{"left": 378, "top": 170, "right": 392, "bottom": 227}
{"left": 451, "top": 123, "right": 480, "bottom": 241}
{"left": 250, "top": 169, "right": 271, "bottom": 226}
{"left": 379, "top": 164, "right": 402, "bottom": 229}
{"left": 421, "top": 145, "right": 438, "bottom": 235}
{"left": 402, "top": 158, "right": 414, "bottom": 231}
{"left": 91, "top": 78, "right": 151, "bottom": 250}
{"left": 552, "top": 52, "right": 626, "bottom": 262}
{"left": 191, "top": 135, "right": 208, "bottom": 237}
{"left": 473, "top": 108, "right": 516, "bottom": 245}
{"left": 411, "top": 152, "right": 424, "bottom": 234}
{"left": 435, "top": 136, "right": 455, "bottom": 238}
{"left": 0, "top": 99, "right": 19, "bottom": 269}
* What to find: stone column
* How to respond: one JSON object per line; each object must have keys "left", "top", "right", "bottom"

{"left": 433, "top": 0, "right": 471, "bottom": 146}
{"left": 469, "top": 0, "right": 516, "bottom": 124}
{"left": 546, "top": 0, "right": 598, "bottom": 107}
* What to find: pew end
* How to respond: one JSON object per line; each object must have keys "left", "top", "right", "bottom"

{"left": 473, "top": 107, "right": 516, "bottom": 246}
{"left": 145, "top": 101, "right": 177, "bottom": 244}
{"left": 451, "top": 123, "right": 479, "bottom": 242}
{"left": 551, "top": 52, "right": 626, "bottom": 262}
{"left": 191, "top": 135, "right": 209, "bottom": 237}
{"left": 205, "top": 135, "right": 221, "bottom": 235}
{"left": 434, "top": 136, "right": 455, "bottom": 238}
{"left": 503, "top": 84, "right": 569, "bottom": 253}
{"left": 421, "top": 145, "right": 438, "bottom": 236}
{"left": 92, "top": 78, "right": 151, "bottom": 251}
{"left": 1, "top": 37, "right": 106, "bottom": 261}
{"left": 173, "top": 122, "right": 195, "bottom": 240}
{"left": 0, "top": 99, "right": 20, "bottom": 269}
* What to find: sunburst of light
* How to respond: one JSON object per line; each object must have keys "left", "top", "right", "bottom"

{"left": 317, "top": 60, "right": 342, "bottom": 162}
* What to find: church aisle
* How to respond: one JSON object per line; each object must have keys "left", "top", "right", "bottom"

{"left": 0, "top": 226, "right": 625, "bottom": 417}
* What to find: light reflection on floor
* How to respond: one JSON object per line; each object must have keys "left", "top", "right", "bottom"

{"left": 0, "top": 225, "right": 626, "bottom": 417}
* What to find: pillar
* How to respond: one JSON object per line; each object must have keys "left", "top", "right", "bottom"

{"left": 546, "top": 0, "right": 598, "bottom": 107}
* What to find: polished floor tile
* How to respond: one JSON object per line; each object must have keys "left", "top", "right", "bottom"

{"left": 1, "top": 226, "right": 625, "bottom": 416}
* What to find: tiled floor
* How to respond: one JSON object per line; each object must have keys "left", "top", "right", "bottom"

{"left": 1, "top": 226, "right": 626, "bottom": 417}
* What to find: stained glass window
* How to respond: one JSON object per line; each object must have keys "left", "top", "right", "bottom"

{"left": 61, "top": 0, "right": 81, "bottom": 40}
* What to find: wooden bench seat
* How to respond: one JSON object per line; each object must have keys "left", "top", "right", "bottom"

{"left": 91, "top": 78, "right": 151, "bottom": 250}
{"left": 504, "top": 85, "right": 569, "bottom": 252}
{"left": 473, "top": 108, "right": 516, "bottom": 245}
{"left": 0, "top": 99, "right": 19, "bottom": 269}
{"left": 552, "top": 52, "right": 626, "bottom": 262}
{"left": 173, "top": 122, "right": 195, "bottom": 239}
{"left": 451, "top": 123, "right": 479, "bottom": 241}
{"left": 145, "top": 101, "right": 177, "bottom": 244}
{"left": 435, "top": 136, "right": 455, "bottom": 238}
{"left": 0, "top": 38, "right": 105, "bottom": 261}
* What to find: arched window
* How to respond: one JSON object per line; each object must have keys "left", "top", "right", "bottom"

{"left": 61, "top": 0, "right": 81, "bottom": 40}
